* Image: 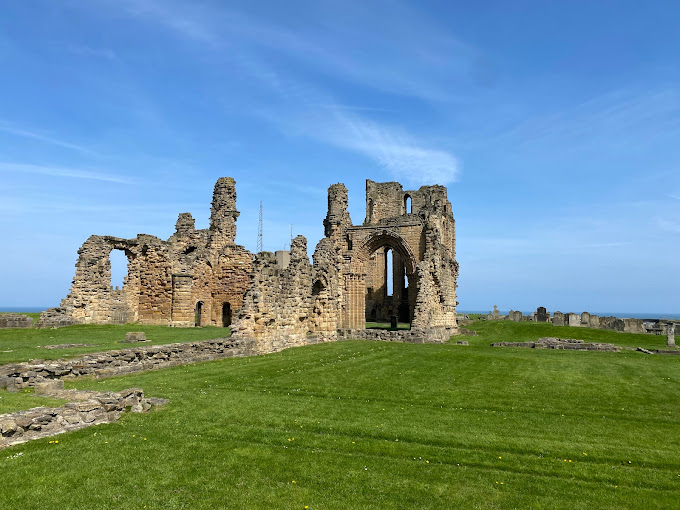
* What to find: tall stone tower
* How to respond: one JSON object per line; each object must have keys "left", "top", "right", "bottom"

{"left": 209, "top": 177, "right": 240, "bottom": 251}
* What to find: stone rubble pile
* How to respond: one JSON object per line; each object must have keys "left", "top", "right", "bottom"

{"left": 0, "top": 380, "right": 165, "bottom": 449}
{"left": 491, "top": 337, "right": 622, "bottom": 352}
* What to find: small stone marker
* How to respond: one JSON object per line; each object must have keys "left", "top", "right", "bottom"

{"left": 125, "top": 331, "right": 147, "bottom": 342}
{"left": 667, "top": 322, "right": 676, "bottom": 347}
{"left": 536, "top": 307, "right": 548, "bottom": 322}
{"left": 390, "top": 315, "right": 398, "bottom": 329}
{"left": 553, "top": 311, "right": 564, "bottom": 326}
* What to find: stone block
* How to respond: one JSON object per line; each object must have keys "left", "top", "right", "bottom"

{"left": 34, "top": 379, "right": 64, "bottom": 394}
{"left": 125, "top": 332, "right": 147, "bottom": 342}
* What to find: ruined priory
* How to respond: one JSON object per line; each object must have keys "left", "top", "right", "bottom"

{"left": 40, "top": 178, "right": 459, "bottom": 348}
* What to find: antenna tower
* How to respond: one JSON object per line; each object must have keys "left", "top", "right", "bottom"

{"left": 257, "top": 201, "right": 263, "bottom": 253}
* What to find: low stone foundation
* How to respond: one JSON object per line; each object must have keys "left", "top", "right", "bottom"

{"left": 0, "top": 337, "right": 256, "bottom": 390}
{"left": 0, "top": 381, "right": 164, "bottom": 449}
{"left": 338, "top": 327, "right": 456, "bottom": 343}
{"left": 0, "top": 313, "right": 34, "bottom": 329}
{"left": 492, "top": 337, "right": 621, "bottom": 352}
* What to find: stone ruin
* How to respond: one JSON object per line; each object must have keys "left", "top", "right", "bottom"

{"left": 40, "top": 178, "right": 252, "bottom": 328}
{"left": 42, "top": 177, "right": 459, "bottom": 349}
{"left": 0, "top": 314, "right": 33, "bottom": 329}
{"left": 231, "top": 179, "right": 459, "bottom": 350}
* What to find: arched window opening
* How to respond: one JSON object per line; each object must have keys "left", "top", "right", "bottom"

{"left": 385, "top": 247, "right": 394, "bottom": 297}
{"left": 222, "top": 302, "right": 232, "bottom": 328}
{"left": 404, "top": 195, "right": 412, "bottom": 214}
{"left": 110, "top": 249, "right": 128, "bottom": 290}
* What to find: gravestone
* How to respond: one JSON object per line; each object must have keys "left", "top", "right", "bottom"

{"left": 667, "top": 322, "right": 676, "bottom": 347}
{"left": 567, "top": 313, "right": 580, "bottom": 327}
{"left": 581, "top": 311, "right": 590, "bottom": 325}
{"left": 493, "top": 305, "right": 500, "bottom": 320}
{"left": 508, "top": 310, "right": 522, "bottom": 322}
{"left": 536, "top": 307, "right": 548, "bottom": 322}
{"left": 553, "top": 311, "right": 565, "bottom": 326}
{"left": 589, "top": 315, "right": 600, "bottom": 328}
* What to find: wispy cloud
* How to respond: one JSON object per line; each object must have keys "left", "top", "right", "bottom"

{"left": 317, "top": 104, "right": 393, "bottom": 113}
{"left": 66, "top": 44, "right": 117, "bottom": 60}
{"left": 110, "top": 0, "right": 221, "bottom": 44}
{"left": 0, "top": 162, "right": 132, "bottom": 183}
{"left": 303, "top": 111, "right": 460, "bottom": 186}
{"left": 656, "top": 217, "right": 680, "bottom": 233}
{"left": 490, "top": 87, "right": 680, "bottom": 151}
{"left": 0, "top": 123, "right": 98, "bottom": 156}
{"left": 92, "top": 0, "right": 474, "bottom": 103}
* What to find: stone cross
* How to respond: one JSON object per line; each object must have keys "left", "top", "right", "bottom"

{"left": 493, "top": 305, "right": 499, "bottom": 319}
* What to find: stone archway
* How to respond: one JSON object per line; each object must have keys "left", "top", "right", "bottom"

{"left": 344, "top": 231, "right": 419, "bottom": 330}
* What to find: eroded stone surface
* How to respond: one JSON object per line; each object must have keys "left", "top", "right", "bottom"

{"left": 0, "top": 387, "right": 163, "bottom": 449}
{"left": 39, "top": 178, "right": 252, "bottom": 328}
{"left": 232, "top": 179, "right": 459, "bottom": 349}
{"left": 0, "top": 314, "right": 33, "bottom": 329}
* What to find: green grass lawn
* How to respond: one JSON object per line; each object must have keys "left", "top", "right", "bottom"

{"left": 0, "top": 388, "right": 65, "bottom": 414}
{"left": 365, "top": 321, "right": 411, "bottom": 330}
{"left": 0, "top": 324, "right": 231, "bottom": 365}
{"left": 463, "top": 318, "right": 670, "bottom": 350}
{"left": 1, "top": 323, "right": 678, "bottom": 509}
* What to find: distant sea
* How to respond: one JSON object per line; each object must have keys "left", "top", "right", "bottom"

{"left": 0, "top": 307, "right": 52, "bottom": 313}
{"left": 2, "top": 307, "right": 679, "bottom": 321}
{"left": 460, "top": 310, "right": 680, "bottom": 320}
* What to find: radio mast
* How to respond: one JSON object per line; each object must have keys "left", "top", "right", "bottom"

{"left": 257, "top": 201, "right": 263, "bottom": 253}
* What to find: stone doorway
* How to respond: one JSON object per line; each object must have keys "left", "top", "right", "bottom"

{"left": 195, "top": 301, "right": 204, "bottom": 327}
{"left": 222, "top": 302, "right": 232, "bottom": 328}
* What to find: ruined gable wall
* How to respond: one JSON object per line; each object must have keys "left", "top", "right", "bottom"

{"left": 232, "top": 236, "right": 313, "bottom": 351}
{"left": 42, "top": 177, "right": 254, "bottom": 328}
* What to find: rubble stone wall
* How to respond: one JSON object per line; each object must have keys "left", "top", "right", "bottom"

{"left": 0, "top": 386, "right": 157, "bottom": 449}
{"left": 232, "top": 178, "right": 459, "bottom": 348}
{"left": 39, "top": 178, "right": 252, "bottom": 328}
{"left": 0, "top": 314, "right": 33, "bottom": 329}
{"left": 0, "top": 338, "right": 255, "bottom": 390}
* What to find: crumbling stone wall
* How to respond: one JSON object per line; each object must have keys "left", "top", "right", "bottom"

{"left": 231, "top": 236, "right": 313, "bottom": 353}
{"left": 0, "top": 337, "right": 253, "bottom": 390}
{"left": 40, "top": 178, "right": 252, "bottom": 328}
{"left": 0, "top": 314, "right": 33, "bottom": 329}
{"left": 0, "top": 386, "right": 158, "bottom": 449}
{"left": 232, "top": 178, "right": 459, "bottom": 348}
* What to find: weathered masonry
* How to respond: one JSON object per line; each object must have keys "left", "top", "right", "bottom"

{"left": 232, "top": 179, "right": 459, "bottom": 349}
{"left": 43, "top": 177, "right": 459, "bottom": 347}
{"left": 40, "top": 178, "right": 252, "bottom": 327}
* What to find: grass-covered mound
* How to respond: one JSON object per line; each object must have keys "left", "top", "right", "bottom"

{"left": 1, "top": 332, "right": 678, "bottom": 509}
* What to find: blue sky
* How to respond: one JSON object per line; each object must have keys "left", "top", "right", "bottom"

{"left": 1, "top": 0, "right": 678, "bottom": 313}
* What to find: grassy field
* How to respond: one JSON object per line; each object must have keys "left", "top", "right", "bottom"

{"left": 365, "top": 321, "right": 411, "bottom": 330}
{"left": 464, "top": 318, "right": 670, "bottom": 350}
{"left": 0, "top": 388, "right": 65, "bottom": 414}
{"left": 0, "top": 324, "right": 231, "bottom": 365}
{"left": 1, "top": 320, "right": 678, "bottom": 509}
